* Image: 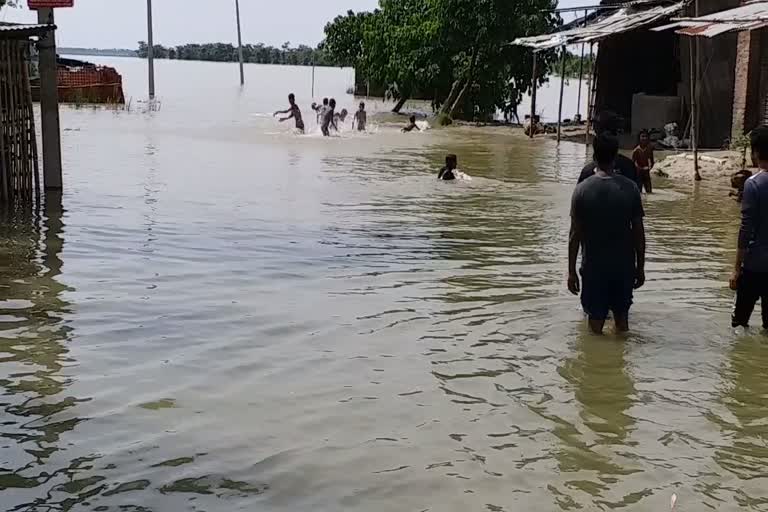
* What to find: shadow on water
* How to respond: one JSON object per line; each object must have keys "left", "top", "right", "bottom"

{"left": 0, "top": 193, "right": 87, "bottom": 509}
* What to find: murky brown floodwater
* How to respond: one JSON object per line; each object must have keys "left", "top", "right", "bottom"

{"left": 1, "top": 58, "right": 765, "bottom": 512}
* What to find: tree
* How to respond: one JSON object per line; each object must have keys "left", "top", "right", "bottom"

{"left": 322, "top": 0, "right": 560, "bottom": 119}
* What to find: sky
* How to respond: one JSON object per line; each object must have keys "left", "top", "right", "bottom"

{"left": 0, "top": 0, "right": 585, "bottom": 49}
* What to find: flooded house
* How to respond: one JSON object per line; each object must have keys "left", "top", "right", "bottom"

{"left": 515, "top": 0, "right": 768, "bottom": 148}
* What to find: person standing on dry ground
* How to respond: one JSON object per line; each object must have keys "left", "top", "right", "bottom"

{"left": 568, "top": 132, "right": 646, "bottom": 335}
{"left": 730, "top": 126, "right": 768, "bottom": 329}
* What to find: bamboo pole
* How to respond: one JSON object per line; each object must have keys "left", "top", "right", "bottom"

{"left": 15, "top": 43, "right": 29, "bottom": 200}
{"left": 530, "top": 51, "right": 538, "bottom": 139}
{"left": 585, "top": 43, "right": 596, "bottom": 146}
{"left": 557, "top": 47, "right": 567, "bottom": 143}
{"left": 689, "top": 40, "right": 700, "bottom": 181}
{"left": 693, "top": 0, "right": 701, "bottom": 181}
{"left": 576, "top": 9, "right": 587, "bottom": 120}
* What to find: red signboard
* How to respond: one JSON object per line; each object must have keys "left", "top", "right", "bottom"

{"left": 28, "top": 0, "right": 74, "bottom": 8}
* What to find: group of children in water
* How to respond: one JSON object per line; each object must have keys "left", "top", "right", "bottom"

{"left": 273, "top": 93, "right": 369, "bottom": 136}
{"left": 274, "top": 93, "right": 426, "bottom": 136}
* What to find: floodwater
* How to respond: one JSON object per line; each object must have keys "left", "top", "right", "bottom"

{"left": 1, "top": 58, "right": 765, "bottom": 512}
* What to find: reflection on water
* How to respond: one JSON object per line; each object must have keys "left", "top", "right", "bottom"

{"left": 0, "top": 60, "right": 766, "bottom": 511}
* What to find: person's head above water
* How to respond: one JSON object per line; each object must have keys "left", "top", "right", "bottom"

{"left": 752, "top": 126, "right": 768, "bottom": 167}
{"left": 329, "top": 98, "right": 337, "bottom": 108}
{"left": 638, "top": 129, "right": 650, "bottom": 146}
{"left": 288, "top": 93, "right": 296, "bottom": 105}
{"left": 446, "top": 154, "right": 458, "bottom": 170}
{"left": 593, "top": 132, "right": 619, "bottom": 171}
{"left": 593, "top": 111, "right": 621, "bottom": 136}
{"left": 359, "top": 101, "right": 365, "bottom": 110}
{"left": 323, "top": 98, "right": 329, "bottom": 106}
{"left": 409, "top": 115, "right": 416, "bottom": 124}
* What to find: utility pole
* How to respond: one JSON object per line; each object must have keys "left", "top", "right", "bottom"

{"left": 235, "top": 0, "right": 245, "bottom": 85}
{"left": 147, "top": 0, "right": 155, "bottom": 100}
{"left": 37, "top": 8, "right": 62, "bottom": 190}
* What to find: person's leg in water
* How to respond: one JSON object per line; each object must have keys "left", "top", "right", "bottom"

{"left": 581, "top": 272, "right": 609, "bottom": 335}
{"left": 643, "top": 169, "right": 653, "bottom": 194}
{"left": 758, "top": 272, "right": 768, "bottom": 330}
{"left": 733, "top": 268, "right": 761, "bottom": 328}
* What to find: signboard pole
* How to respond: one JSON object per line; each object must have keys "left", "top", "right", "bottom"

{"left": 36, "top": 7, "right": 62, "bottom": 190}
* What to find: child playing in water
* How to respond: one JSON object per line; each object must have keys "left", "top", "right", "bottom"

{"left": 273, "top": 93, "right": 305, "bottom": 133}
{"left": 632, "top": 129, "right": 655, "bottom": 193}
{"left": 438, "top": 154, "right": 458, "bottom": 181}
{"left": 353, "top": 102, "right": 367, "bottom": 131}
{"left": 402, "top": 115, "right": 419, "bottom": 133}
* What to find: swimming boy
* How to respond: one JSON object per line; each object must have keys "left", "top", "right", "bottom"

{"left": 273, "top": 93, "right": 305, "bottom": 133}
{"left": 632, "top": 129, "right": 655, "bottom": 193}
{"left": 402, "top": 115, "right": 418, "bottom": 133}
{"left": 353, "top": 102, "right": 367, "bottom": 131}
{"left": 438, "top": 154, "right": 458, "bottom": 181}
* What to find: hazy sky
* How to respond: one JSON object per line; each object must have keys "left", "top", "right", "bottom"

{"left": 1, "top": 0, "right": 585, "bottom": 49}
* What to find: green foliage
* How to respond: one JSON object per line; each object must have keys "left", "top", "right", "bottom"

{"left": 136, "top": 41, "right": 328, "bottom": 67}
{"left": 560, "top": 51, "right": 595, "bottom": 79}
{"left": 322, "top": 0, "right": 560, "bottom": 120}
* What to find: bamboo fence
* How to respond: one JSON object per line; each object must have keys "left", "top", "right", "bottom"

{"left": 0, "top": 39, "right": 40, "bottom": 204}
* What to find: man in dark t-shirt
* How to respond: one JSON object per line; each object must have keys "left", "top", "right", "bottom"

{"left": 731, "top": 126, "right": 768, "bottom": 328}
{"left": 568, "top": 133, "right": 646, "bottom": 335}
{"left": 578, "top": 111, "right": 641, "bottom": 187}
{"left": 577, "top": 153, "right": 639, "bottom": 186}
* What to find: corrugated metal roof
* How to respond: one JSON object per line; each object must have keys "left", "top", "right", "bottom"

{"left": 653, "top": 1, "right": 768, "bottom": 37}
{"left": 0, "top": 23, "right": 55, "bottom": 39}
{"left": 512, "top": 2, "right": 684, "bottom": 50}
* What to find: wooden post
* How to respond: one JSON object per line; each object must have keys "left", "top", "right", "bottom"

{"left": 235, "top": 0, "right": 245, "bottom": 86}
{"left": 37, "top": 9, "right": 62, "bottom": 190}
{"left": 530, "top": 51, "right": 538, "bottom": 139}
{"left": 311, "top": 62, "right": 315, "bottom": 98}
{"left": 576, "top": 9, "right": 588, "bottom": 120}
{"left": 689, "top": 39, "right": 701, "bottom": 181}
{"left": 557, "top": 46, "right": 567, "bottom": 143}
{"left": 585, "top": 43, "right": 595, "bottom": 146}
{"left": 147, "top": 0, "right": 155, "bottom": 99}
{"left": 693, "top": 0, "right": 702, "bottom": 181}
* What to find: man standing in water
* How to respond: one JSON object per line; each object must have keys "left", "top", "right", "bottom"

{"left": 731, "top": 127, "right": 768, "bottom": 329}
{"left": 568, "top": 132, "right": 646, "bottom": 335}
{"left": 321, "top": 98, "right": 337, "bottom": 137}
{"left": 274, "top": 93, "right": 305, "bottom": 133}
{"left": 578, "top": 111, "right": 639, "bottom": 187}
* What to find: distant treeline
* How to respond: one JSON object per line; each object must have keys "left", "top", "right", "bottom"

{"left": 137, "top": 41, "right": 329, "bottom": 66}
{"left": 60, "top": 47, "right": 137, "bottom": 58}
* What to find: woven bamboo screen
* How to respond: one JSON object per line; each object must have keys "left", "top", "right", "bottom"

{"left": 0, "top": 39, "right": 40, "bottom": 204}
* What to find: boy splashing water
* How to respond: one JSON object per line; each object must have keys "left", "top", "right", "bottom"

{"left": 273, "top": 93, "right": 305, "bottom": 133}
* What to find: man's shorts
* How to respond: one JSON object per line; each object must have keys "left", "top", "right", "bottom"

{"left": 580, "top": 270, "right": 634, "bottom": 321}
{"left": 732, "top": 269, "right": 768, "bottom": 328}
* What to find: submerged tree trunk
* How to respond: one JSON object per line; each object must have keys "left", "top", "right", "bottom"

{"left": 439, "top": 79, "right": 463, "bottom": 117}
{"left": 449, "top": 80, "right": 472, "bottom": 118}
{"left": 447, "top": 45, "right": 482, "bottom": 119}
{"left": 392, "top": 96, "right": 408, "bottom": 113}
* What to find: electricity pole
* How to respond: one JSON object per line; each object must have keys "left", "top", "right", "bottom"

{"left": 235, "top": 0, "right": 245, "bottom": 85}
{"left": 147, "top": 0, "right": 155, "bottom": 99}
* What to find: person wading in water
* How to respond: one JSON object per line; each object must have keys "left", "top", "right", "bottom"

{"left": 731, "top": 126, "right": 768, "bottom": 329}
{"left": 568, "top": 132, "right": 646, "bottom": 335}
{"left": 274, "top": 93, "right": 305, "bottom": 133}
